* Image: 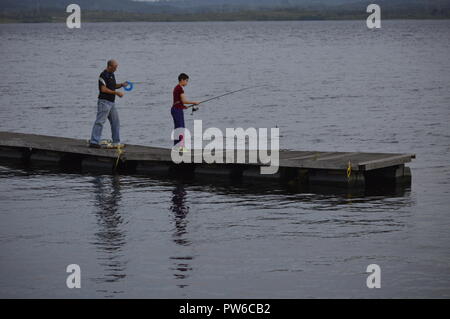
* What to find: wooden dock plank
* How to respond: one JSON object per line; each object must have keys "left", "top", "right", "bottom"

{"left": 279, "top": 151, "right": 321, "bottom": 159}
{"left": 358, "top": 154, "right": 416, "bottom": 171}
{"left": 0, "top": 131, "right": 415, "bottom": 172}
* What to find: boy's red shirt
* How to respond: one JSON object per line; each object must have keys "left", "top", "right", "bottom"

{"left": 173, "top": 84, "right": 185, "bottom": 109}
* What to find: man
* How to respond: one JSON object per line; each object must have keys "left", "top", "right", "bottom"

{"left": 171, "top": 73, "right": 199, "bottom": 150}
{"left": 89, "top": 59, "right": 128, "bottom": 149}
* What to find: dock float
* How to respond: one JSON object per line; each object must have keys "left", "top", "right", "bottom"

{"left": 0, "top": 131, "right": 415, "bottom": 188}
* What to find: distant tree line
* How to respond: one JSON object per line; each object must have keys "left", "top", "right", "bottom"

{"left": 0, "top": 0, "right": 449, "bottom": 23}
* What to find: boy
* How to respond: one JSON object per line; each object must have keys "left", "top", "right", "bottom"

{"left": 171, "top": 73, "right": 199, "bottom": 150}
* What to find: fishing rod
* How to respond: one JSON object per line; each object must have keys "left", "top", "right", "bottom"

{"left": 186, "top": 85, "right": 261, "bottom": 115}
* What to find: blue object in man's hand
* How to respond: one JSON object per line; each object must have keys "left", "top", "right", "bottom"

{"left": 124, "top": 81, "right": 134, "bottom": 91}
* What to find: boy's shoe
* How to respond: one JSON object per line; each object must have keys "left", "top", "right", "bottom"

{"left": 171, "top": 146, "right": 188, "bottom": 153}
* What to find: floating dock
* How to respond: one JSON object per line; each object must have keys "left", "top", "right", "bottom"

{"left": 0, "top": 131, "right": 415, "bottom": 188}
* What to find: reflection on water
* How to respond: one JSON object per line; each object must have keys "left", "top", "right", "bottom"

{"left": 90, "top": 175, "right": 127, "bottom": 297}
{"left": 170, "top": 184, "right": 190, "bottom": 246}
{"left": 0, "top": 161, "right": 426, "bottom": 297}
{"left": 169, "top": 183, "right": 193, "bottom": 288}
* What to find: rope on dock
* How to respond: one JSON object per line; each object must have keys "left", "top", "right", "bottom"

{"left": 114, "top": 146, "right": 124, "bottom": 169}
{"left": 93, "top": 139, "right": 125, "bottom": 170}
{"left": 347, "top": 161, "right": 352, "bottom": 179}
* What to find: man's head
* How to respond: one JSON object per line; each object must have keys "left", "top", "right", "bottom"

{"left": 178, "top": 73, "right": 189, "bottom": 87}
{"left": 106, "top": 59, "right": 118, "bottom": 73}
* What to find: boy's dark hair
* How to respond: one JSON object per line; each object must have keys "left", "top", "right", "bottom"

{"left": 178, "top": 73, "right": 189, "bottom": 82}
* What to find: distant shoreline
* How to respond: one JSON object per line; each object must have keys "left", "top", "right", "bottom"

{"left": 1, "top": 18, "right": 450, "bottom": 24}
{"left": 1, "top": 9, "right": 449, "bottom": 24}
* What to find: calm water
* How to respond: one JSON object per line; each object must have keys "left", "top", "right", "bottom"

{"left": 0, "top": 20, "right": 449, "bottom": 298}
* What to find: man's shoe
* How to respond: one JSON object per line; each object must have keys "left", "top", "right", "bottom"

{"left": 89, "top": 143, "right": 101, "bottom": 149}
